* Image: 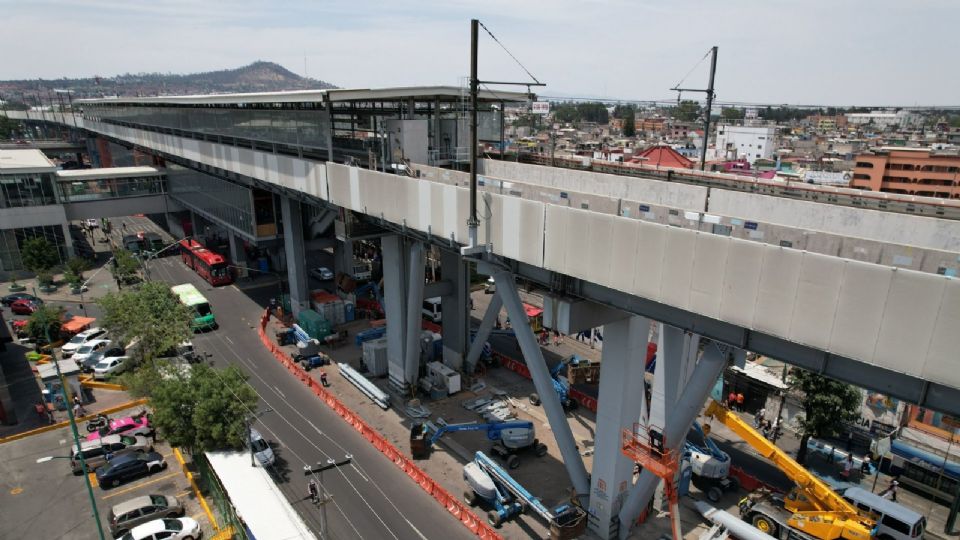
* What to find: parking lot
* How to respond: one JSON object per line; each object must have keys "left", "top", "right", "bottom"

{"left": 0, "top": 423, "right": 212, "bottom": 539}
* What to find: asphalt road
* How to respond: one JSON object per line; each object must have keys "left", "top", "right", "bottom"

{"left": 130, "top": 219, "right": 473, "bottom": 540}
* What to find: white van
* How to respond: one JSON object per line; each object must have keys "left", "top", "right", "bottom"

{"left": 249, "top": 428, "right": 275, "bottom": 468}
{"left": 422, "top": 297, "right": 442, "bottom": 323}
{"left": 842, "top": 487, "right": 925, "bottom": 539}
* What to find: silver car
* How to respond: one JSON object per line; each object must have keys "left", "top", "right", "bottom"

{"left": 108, "top": 494, "right": 184, "bottom": 536}
{"left": 70, "top": 434, "right": 152, "bottom": 475}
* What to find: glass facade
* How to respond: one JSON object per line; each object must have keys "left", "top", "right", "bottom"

{"left": 57, "top": 174, "right": 166, "bottom": 202}
{"left": 0, "top": 173, "right": 58, "bottom": 208}
{"left": 167, "top": 164, "right": 255, "bottom": 238}
{"left": 0, "top": 225, "right": 68, "bottom": 271}
{"left": 84, "top": 104, "right": 332, "bottom": 150}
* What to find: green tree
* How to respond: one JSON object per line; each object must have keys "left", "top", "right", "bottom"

{"left": 673, "top": 100, "right": 701, "bottom": 122}
{"left": 20, "top": 237, "right": 59, "bottom": 274}
{"left": 721, "top": 107, "right": 744, "bottom": 121}
{"left": 65, "top": 257, "right": 89, "bottom": 279}
{"left": 789, "top": 368, "right": 862, "bottom": 465}
{"left": 125, "top": 362, "right": 259, "bottom": 454}
{"left": 111, "top": 248, "right": 140, "bottom": 285}
{"left": 553, "top": 103, "right": 579, "bottom": 123}
{"left": 623, "top": 114, "right": 636, "bottom": 137}
{"left": 97, "top": 281, "right": 192, "bottom": 363}
{"left": 26, "top": 304, "right": 65, "bottom": 348}
{"left": 612, "top": 104, "right": 635, "bottom": 119}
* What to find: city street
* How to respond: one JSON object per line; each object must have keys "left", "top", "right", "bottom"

{"left": 125, "top": 216, "right": 473, "bottom": 540}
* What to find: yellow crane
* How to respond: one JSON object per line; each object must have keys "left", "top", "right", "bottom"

{"left": 702, "top": 400, "right": 875, "bottom": 540}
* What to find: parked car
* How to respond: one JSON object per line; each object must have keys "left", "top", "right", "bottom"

{"left": 109, "top": 494, "right": 185, "bottom": 536}
{"left": 72, "top": 339, "right": 112, "bottom": 366}
{"left": 250, "top": 428, "right": 275, "bottom": 467}
{"left": 61, "top": 327, "right": 107, "bottom": 357}
{"left": 70, "top": 434, "right": 152, "bottom": 475}
{"left": 1, "top": 292, "right": 41, "bottom": 306}
{"left": 96, "top": 451, "right": 166, "bottom": 489}
{"left": 310, "top": 266, "right": 335, "bottom": 281}
{"left": 92, "top": 355, "right": 132, "bottom": 380}
{"left": 10, "top": 299, "right": 40, "bottom": 315}
{"left": 87, "top": 414, "right": 152, "bottom": 442}
{"left": 82, "top": 345, "right": 126, "bottom": 372}
{"left": 118, "top": 517, "right": 200, "bottom": 540}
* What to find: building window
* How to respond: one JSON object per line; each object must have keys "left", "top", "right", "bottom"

{"left": 779, "top": 240, "right": 793, "bottom": 248}
{"left": 855, "top": 162, "right": 874, "bottom": 168}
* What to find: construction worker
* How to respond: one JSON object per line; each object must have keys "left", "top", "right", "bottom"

{"left": 319, "top": 370, "right": 329, "bottom": 387}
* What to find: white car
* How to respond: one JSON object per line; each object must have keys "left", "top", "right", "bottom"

{"left": 85, "top": 218, "right": 99, "bottom": 229}
{"left": 93, "top": 356, "right": 132, "bottom": 380}
{"left": 118, "top": 517, "right": 200, "bottom": 540}
{"left": 61, "top": 327, "right": 106, "bottom": 357}
{"left": 72, "top": 339, "right": 112, "bottom": 366}
{"left": 310, "top": 266, "right": 334, "bottom": 281}
{"left": 250, "top": 428, "right": 275, "bottom": 467}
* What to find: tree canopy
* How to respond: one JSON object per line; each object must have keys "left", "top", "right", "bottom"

{"left": 669, "top": 100, "right": 702, "bottom": 122}
{"left": 125, "top": 362, "right": 259, "bottom": 454}
{"left": 111, "top": 248, "right": 140, "bottom": 285}
{"left": 21, "top": 237, "right": 59, "bottom": 274}
{"left": 553, "top": 102, "right": 609, "bottom": 125}
{"left": 97, "top": 281, "right": 192, "bottom": 363}
{"left": 721, "top": 107, "right": 745, "bottom": 121}
{"left": 789, "top": 368, "right": 862, "bottom": 465}
{"left": 27, "top": 304, "right": 65, "bottom": 348}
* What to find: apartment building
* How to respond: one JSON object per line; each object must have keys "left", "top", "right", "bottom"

{"left": 851, "top": 147, "right": 960, "bottom": 198}
{"left": 713, "top": 125, "right": 778, "bottom": 165}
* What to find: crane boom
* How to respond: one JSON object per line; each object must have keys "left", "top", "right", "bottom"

{"left": 704, "top": 401, "right": 858, "bottom": 514}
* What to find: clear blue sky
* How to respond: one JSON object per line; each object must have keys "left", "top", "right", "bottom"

{"left": 2, "top": 0, "right": 957, "bottom": 106}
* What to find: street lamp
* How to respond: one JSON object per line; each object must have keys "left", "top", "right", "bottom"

{"left": 77, "top": 255, "right": 114, "bottom": 317}
{"left": 139, "top": 236, "right": 190, "bottom": 282}
{"left": 45, "top": 326, "right": 106, "bottom": 540}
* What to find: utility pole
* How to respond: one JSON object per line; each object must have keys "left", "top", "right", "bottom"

{"left": 671, "top": 46, "right": 718, "bottom": 171}
{"left": 468, "top": 19, "right": 480, "bottom": 249}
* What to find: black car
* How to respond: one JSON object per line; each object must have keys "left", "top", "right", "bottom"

{"left": 1, "top": 292, "right": 41, "bottom": 307}
{"left": 96, "top": 451, "right": 166, "bottom": 489}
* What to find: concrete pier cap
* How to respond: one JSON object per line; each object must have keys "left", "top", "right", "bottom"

{"left": 542, "top": 293, "right": 631, "bottom": 335}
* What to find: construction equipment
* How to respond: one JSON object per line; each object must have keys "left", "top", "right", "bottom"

{"left": 353, "top": 280, "right": 384, "bottom": 317}
{"left": 621, "top": 423, "right": 685, "bottom": 540}
{"left": 410, "top": 420, "right": 547, "bottom": 469}
{"left": 702, "top": 400, "right": 874, "bottom": 540}
{"left": 528, "top": 355, "right": 581, "bottom": 410}
{"left": 695, "top": 500, "right": 776, "bottom": 540}
{"left": 685, "top": 420, "right": 738, "bottom": 502}
{"left": 463, "top": 451, "right": 586, "bottom": 538}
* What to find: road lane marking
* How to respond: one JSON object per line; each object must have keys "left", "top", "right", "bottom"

{"left": 274, "top": 386, "right": 286, "bottom": 398}
{"left": 351, "top": 463, "right": 369, "bottom": 482}
{"left": 224, "top": 336, "right": 234, "bottom": 345}
{"left": 101, "top": 471, "right": 179, "bottom": 499}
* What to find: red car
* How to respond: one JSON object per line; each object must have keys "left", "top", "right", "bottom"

{"left": 10, "top": 299, "right": 40, "bottom": 315}
{"left": 86, "top": 414, "right": 153, "bottom": 442}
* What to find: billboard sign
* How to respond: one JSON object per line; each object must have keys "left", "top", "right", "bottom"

{"left": 531, "top": 101, "right": 550, "bottom": 115}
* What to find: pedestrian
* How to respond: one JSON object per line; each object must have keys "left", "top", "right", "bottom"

{"left": 73, "top": 395, "right": 81, "bottom": 407}
{"left": 121, "top": 222, "right": 126, "bottom": 232}
{"left": 320, "top": 370, "right": 329, "bottom": 387}
{"left": 72, "top": 402, "right": 83, "bottom": 418}
{"left": 845, "top": 431, "right": 854, "bottom": 452}
{"left": 879, "top": 480, "right": 898, "bottom": 502}
{"left": 728, "top": 391, "right": 737, "bottom": 410}
{"left": 553, "top": 330, "right": 560, "bottom": 346}
{"left": 34, "top": 401, "right": 47, "bottom": 422}
{"left": 841, "top": 454, "right": 854, "bottom": 479}
{"left": 495, "top": 317, "right": 502, "bottom": 330}
{"left": 736, "top": 392, "right": 745, "bottom": 411}
{"left": 860, "top": 455, "right": 872, "bottom": 475}
{"left": 540, "top": 328, "right": 549, "bottom": 346}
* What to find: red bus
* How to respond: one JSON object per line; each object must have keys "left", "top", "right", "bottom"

{"left": 178, "top": 239, "right": 232, "bottom": 286}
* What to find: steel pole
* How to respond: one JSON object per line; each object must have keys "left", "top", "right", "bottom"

{"left": 49, "top": 329, "right": 106, "bottom": 540}
{"left": 468, "top": 19, "right": 480, "bottom": 247}
{"left": 699, "top": 46, "right": 718, "bottom": 171}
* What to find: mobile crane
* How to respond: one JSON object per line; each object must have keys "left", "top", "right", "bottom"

{"left": 702, "top": 400, "right": 874, "bottom": 540}
{"left": 410, "top": 420, "right": 548, "bottom": 469}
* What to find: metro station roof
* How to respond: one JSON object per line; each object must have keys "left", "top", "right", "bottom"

{"left": 0, "top": 149, "right": 57, "bottom": 173}
{"left": 78, "top": 85, "right": 533, "bottom": 106}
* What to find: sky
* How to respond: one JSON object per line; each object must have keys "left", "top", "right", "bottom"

{"left": 2, "top": 0, "right": 957, "bottom": 106}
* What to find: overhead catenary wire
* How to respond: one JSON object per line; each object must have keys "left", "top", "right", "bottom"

{"left": 672, "top": 48, "right": 713, "bottom": 92}
{"left": 478, "top": 21, "right": 541, "bottom": 85}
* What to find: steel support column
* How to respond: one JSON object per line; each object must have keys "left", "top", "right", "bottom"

{"left": 404, "top": 242, "right": 426, "bottom": 389}
{"left": 618, "top": 340, "right": 728, "bottom": 537}
{"left": 465, "top": 294, "right": 502, "bottom": 374}
{"left": 280, "top": 196, "right": 308, "bottom": 317}
{"left": 381, "top": 235, "right": 409, "bottom": 391}
{"left": 493, "top": 271, "right": 590, "bottom": 498}
{"left": 588, "top": 315, "right": 651, "bottom": 540}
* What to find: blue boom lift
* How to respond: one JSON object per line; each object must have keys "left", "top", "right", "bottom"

{"left": 410, "top": 420, "right": 548, "bottom": 469}
{"left": 528, "top": 355, "right": 581, "bottom": 411}
{"left": 463, "top": 451, "right": 586, "bottom": 537}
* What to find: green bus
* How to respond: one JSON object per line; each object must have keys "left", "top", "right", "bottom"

{"left": 171, "top": 283, "right": 217, "bottom": 331}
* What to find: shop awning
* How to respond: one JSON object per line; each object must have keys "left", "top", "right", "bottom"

{"left": 62, "top": 316, "right": 96, "bottom": 334}
{"left": 523, "top": 304, "right": 543, "bottom": 318}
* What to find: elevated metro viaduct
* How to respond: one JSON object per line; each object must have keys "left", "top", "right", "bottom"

{"left": 6, "top": 90, "right": 960, "bottom": 538}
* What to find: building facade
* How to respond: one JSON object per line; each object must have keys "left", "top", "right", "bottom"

{"left": 850, "top": 147, "right": 960, "bottom": 198}
{"left": 0, "top": 149, "right": 72, "bottom": 272}
{"left": 713, "top": 125, "right": 778, "bottom": 165}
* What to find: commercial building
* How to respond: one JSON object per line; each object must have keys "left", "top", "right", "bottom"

{"left": 850, "top": 147, "right": 960, "bottom": 198}
{"left": 846, "top": 110, "right": 921, "bottom": 130}
{"left": 713, "top": 125, "right": 778, "bottom": 165}
{"left": 0, "top": 149, "right": 72, "bottom": 272}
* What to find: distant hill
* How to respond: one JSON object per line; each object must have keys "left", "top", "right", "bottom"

{"left": 0, "top": 61, "right": 337, "bottom": 103}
